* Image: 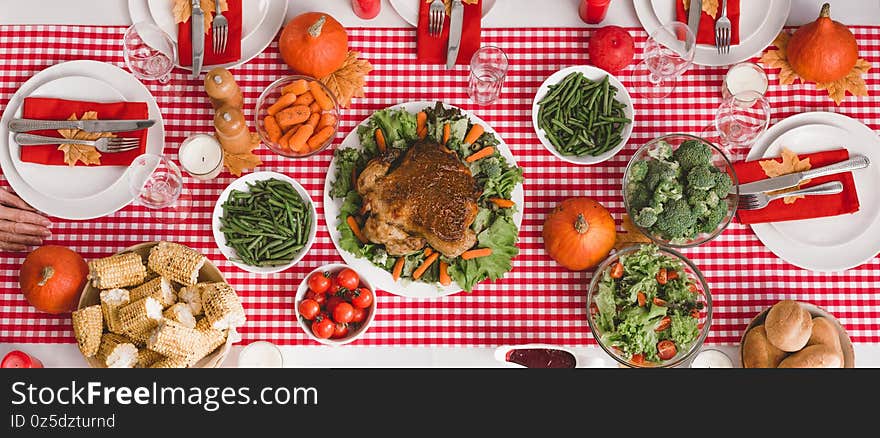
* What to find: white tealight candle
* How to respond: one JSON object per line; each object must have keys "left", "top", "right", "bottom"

{"left": 690, "top": 349, "right": 734, "bottom": 368}
{"left": 238, "top": 341, "right": 284, "bottom": 368}
{"left": 723, "top": 62, "right": 769, "bottom": 99}
{"left": 179, "top": 134, "right": 223, "bottom": 180}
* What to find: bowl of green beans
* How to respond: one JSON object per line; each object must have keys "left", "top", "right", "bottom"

{"left": 532, "top": 65, "right": 634, "bottom": 165}
{"left": 212, "top": 171, "right": 317, "bottom": 274}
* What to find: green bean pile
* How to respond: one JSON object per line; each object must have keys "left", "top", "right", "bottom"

{"left": 219, "top": 178, "right": 311, "bottom": 267}
{"left": 537, "top": 72, "right": 631, "bottom": 157}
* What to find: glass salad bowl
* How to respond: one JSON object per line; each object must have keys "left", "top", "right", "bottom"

{"left": 622, "top": 133, "right": 739, "bottom": 248}
{"left": 586, "top": 244, "right": 713, "bottom": 368}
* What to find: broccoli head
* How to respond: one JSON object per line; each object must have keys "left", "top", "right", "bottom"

{"left": 634, "top": 207, "right": 660, "bottom": 228}
{"left": 654, "top": 199, "right": 697, "bottom": 239}
{"left": 686, "top": 186, "right": 708, "bottom": 205}
{"left": 655, "top": 179, "right": 684, "bottom": 203}
{"left": 699, "top": 199, "right": 729, "bottom": 233}
{"left": 712, "top": 171, "right": 734, "bottom": 198}
{"left": 705, "top": 190, "right": 720, "bottom": 208}
{"left": 686, "top": 166, "right": 716, "bottom": 191}
{"left": 629, "top": 160, "right": 649, "bottom": 182}
{"left": 673, "top": 140, "right": 712, "bottom": 170}
{"left": 627, "top": 182, "right": 651, "bottom": 211}
{"left": 647, "top": 140, "right": 673, "bottom": 160}
{"left": 643, "top": 159, "right": 680, "bottom": 191}
{"left": 692, "top": 202, "right": 710, "bottom": 218}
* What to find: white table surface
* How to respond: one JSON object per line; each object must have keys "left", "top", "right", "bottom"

{"left": 1, "top": 0, "right": 878, "bottom": 368}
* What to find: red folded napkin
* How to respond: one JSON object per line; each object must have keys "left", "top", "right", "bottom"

{"left": 735, "top": 149, "right": 860, "bottom": 225}
{"left": 178, "top": 0, "right": 242, "bottom": 67}
{"left": 675, "top": 0, "right": 740, "bottom": 46}
{"left": 20, "top": 97, "right": 148, "bottom": 167}
{"left": 417, "top": 0, "right": 482, "bottom": 65}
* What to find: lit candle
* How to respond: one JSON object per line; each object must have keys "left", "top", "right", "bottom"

{"left": 238, "top": 341, "right": 284, "bottom": 368}
{"left": 178, "top": 134, "right": 223, "bottom": 180}
{"left": 690, "top": 349, "right": 734, "bottom": 368}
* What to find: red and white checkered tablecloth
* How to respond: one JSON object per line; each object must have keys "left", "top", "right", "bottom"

{"left": 1, "top": 25, "right": 879, "bottom": 348}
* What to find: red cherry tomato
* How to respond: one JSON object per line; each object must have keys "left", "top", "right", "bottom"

{"left": 332, "top": 322, "right": 349, "bottom": 339}
{"left": 307, "top": 271, "right": 331, "bottom": 294}
{"left": 654, "top": 316, "right": 671, "bottom": 332}
{"left": 312, "top": 318, "right": 335, "bottom": 339}
{"left": 652, "top": 297, "right": 667, "bottom": 307}
{"left": 326, "top": 296, "right": 344, "bottom": 315}
{"left": 333, "top": 302, "right": 355, "bottom": 323}
{"left": 351, "top": 287, "right": 373, "bottom": 309}
{"left": 306, "top": 290, "right": 326, "bottom": 307}
{"left": 589, "top": 302, "right": 599, "bottom": 316}
{"left": 336, "top": 268, "right": 360, "bottom": 290}
{"left": 630, "top": 353, "right": 644, "bottom": 365}
{"left": 327, "top": 276, "right": 342, "bottom": 294}
{"left": 657, "top": 340, "right": 677, "bottom": 360}
{"left": 298, "top": 299, "right": 320, "bottom": 320}
{"left": 351, "top": 306, "right": 367, "bottom": 323}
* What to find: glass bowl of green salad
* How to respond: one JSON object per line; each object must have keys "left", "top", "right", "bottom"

{"left": 586, "top": 244, "right": 712, "bottom": 368}
{"left": 622, "top": 133, "right": 739, "bottom": 248}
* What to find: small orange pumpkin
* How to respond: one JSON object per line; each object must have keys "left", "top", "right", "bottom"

{"left": 543, "top": 197, "right": 616, "bottom": 271}
{"left": 279, "top": 12, "right": 349, "bottom": 79}
{"left": 19, "top": 245, "right": 89, "bottom": 314}
{"left": 787, "top": 3, "right": 858, "bottom": 83}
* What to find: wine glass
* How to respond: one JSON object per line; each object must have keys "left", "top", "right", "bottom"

{"left": 629, "top": 22, "right": 696, "bottom": 99}
{"left": 122, "top": 22, "right": 176, "bottom": 84}
{"left": 126, "top": 154, "right": 190, "bottom": 223}
{"left": 705, "top": 90, "right": 771, "bottom": 161}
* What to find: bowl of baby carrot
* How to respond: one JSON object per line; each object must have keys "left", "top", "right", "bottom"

{"left": 255, "top": 75, "right": 339, "bottom": 158}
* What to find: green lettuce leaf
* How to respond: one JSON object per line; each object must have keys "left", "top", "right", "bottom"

{"left": 448, "top": 215, "right": 519, "bottom": 292}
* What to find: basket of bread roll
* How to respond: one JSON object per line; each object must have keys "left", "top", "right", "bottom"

{"left": 71, "top": 241, "right": 246, "bottom": 368}
{"left": 740, "top": 300, "right": 854, "bottom": 368}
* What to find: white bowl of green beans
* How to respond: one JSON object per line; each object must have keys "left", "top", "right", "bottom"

{"left": 212, "top": 171, "right": 317, "bottom": 274}
{"left": 532, "top": 65, "right": 634, "bottom": 165}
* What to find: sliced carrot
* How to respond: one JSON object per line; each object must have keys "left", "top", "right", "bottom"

{"left": 460, "top": 248, "right": 492, "bottom": 260}
{"left": 417, "top": 127, "right": 427, "bottom": 139}
{"left": 267, "top": 92, "right": 298, "bottom": 115}
{"left": 293, "top": 91, "right": 314, "bottom": 106}
{"left": 489, "top": 198, "right": 515, "bottom": 208}
{"left": 275, "top": 105, "right": 311, "bottom": 131}
{"left": 416, "top": 111, "right": 427, "bottom": 139}
{"left": 317, "top": 113, "right": 337, "bottom": 129}
{"left": 424, "top": 248, "right": 433, "bottom": 257}
{"left": 305, "top": 112, "right": 320, "bottom": 129}
{"left": 375, "top": 128, "right": 387, "bottom": 153}
{"left": 289, "top": 124, "right": 314, "bottom": 153}
{"left": 465, "top": 146, "right": 494, "bottom": 163}
{"left": 263, "top": 115, "right": 282, "bottom": 143}
{"left": 464, "top": 124, "right": 484, "bottom": 144}
{"left": 392, "top": 257, "right": 405, "bottom": 281}
{"left": 307, "top": 125, "right": 335, "bottom": 150}
{"left": 439, "top": 261, "right": 451, "bottom": 286}
{"left": 308, "top": 80, "right": 334, "bottom": 111}
{"left": 309, "top": 101, "right": 321, "bottom": 114}
{"left": 278, "top": 128, "right": 297, "bottom": 149}
{"left": 442, "top": 123, "right": 450, "bottom": 145}
{"left": 282, "top": 79, "right": 309, "bottom": 95}
{"left": 413, "top": 253, "right": 439, "bottom": 280}
{"left": 346, "top": 216, "right": 367, "bottom": 244}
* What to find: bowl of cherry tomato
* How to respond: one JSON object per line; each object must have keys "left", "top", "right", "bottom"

{"left": 295, "top": 263, "right": 376, "bottom": 345}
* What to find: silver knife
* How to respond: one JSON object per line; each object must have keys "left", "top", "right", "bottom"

{"left": 9, "top": 118, "right": 154, "bottom": 133}
{"left": 191, "top": 0, "right": 205, "bottom": 78}
{"left": 736, "top": 155, "right": 870, "bottom": 195}
{"left": 446, "top": 0, "right": 464, "bottom": 69}
{"left": 686, "top": 0, "right": 702, "bottom": 51}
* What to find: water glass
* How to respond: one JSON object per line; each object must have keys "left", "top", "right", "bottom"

{"left": 630, "top": 22, "right": 696, "bottom": 99}
{"left": 468, "top": 46, "right": 509, "bottom": 105}
{"left": 703, "top": 90, "right": 771, "bottom": 161}
{"left": 126, "top": 154, "right": 189, "bottom": 223}
{"left": 122, "top": 22, "right": 176, "bottom": 84}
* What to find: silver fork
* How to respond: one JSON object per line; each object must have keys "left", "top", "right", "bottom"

{"left": 212, "top": 0, "right": 228, "bottom": 53}
{"left": 428, "top": 0, "right": 445, "bottom": 37}
{"left": 14, "top": 133, "right": 141, "bottom": 153}
{"left": 738, "top": 181, "right": 844, "bottom": 210}
{"left": 715, "top": 0, "right": 731, "bottom": 54}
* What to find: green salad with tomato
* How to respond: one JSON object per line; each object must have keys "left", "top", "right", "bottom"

{"left": 591, "top": 245, "right": 705, "bottom": 365}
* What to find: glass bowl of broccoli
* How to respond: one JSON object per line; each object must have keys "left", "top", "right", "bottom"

{"left": 622, "top": 133, "right": 739, "bottom": 248}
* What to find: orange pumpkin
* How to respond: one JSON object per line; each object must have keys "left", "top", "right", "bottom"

{"left": 279, "top": 12, "right": 348, "bottom": 79}
{"left": 787, "top": 3, "right": 858, "bottom": 83}
{"left": 543, "top": 198, "right": 616, "bottom": 271}
{"left": 19, "top": 245, "right": 89, "bottom": 314}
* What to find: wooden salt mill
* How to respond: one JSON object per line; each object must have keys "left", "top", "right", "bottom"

{"left": 214, "top": 107, "right": 256, "bottom": 155}
{"left": 204, "top": 67, "right": 243, "bottom": 110}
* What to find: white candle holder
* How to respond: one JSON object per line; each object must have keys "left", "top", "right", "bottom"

{"left": 178, "top": 134, "right": 224, "bottom": 180}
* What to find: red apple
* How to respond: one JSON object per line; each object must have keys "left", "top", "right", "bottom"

{"left": 588, "top": 26, "right": 635, "bottom": 73}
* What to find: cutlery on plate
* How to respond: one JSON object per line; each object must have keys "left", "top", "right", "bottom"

{"left": 428, "top": 0, "right": 445, "bottom": 37}
{"left": 446, "top": 0, "right": 464, "bottom": 69}
{"left": 686, "top": 0, "right": 702, "bottom": 52}
{"left": 9, "top": 118, "right": 155, "bottom": 133}
{"left": 738, "top": 181, "right": 844, "bottom": 210}
{"left": 736, "top": 155, "right": 870, "bottom": 195}
{"left": 212, "top": 0, "right": 228, "bottom": 53}
{"left": 14, "top": 133, "right": 141, "bottom": 153}
{"left": 191, "top": 0, "right": 205, "bottom": 78}
{"left": 715, "top": 0, "right": 731, "bottom": 54}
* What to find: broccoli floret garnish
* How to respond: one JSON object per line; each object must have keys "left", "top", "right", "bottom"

{"left": 643, "top": 159, "right": 680, "bottom": 191}
{"left": 686, "top": 166, "right": 716, "bottom": 191}
{"left": 627, "top": 182, "right": 651, "bottom": 211}
{"left": 634, "top": 207, "right": 660, "bottom": 228}
{"left": 673, "top": 140, "right": 712, "bottom": 171}
{"left": 700, "top": 199, "right": 729, "bottom": 233}
{"left": 712, "top": 171, "right": 734, "bottom": 198}
{"left": 654, "top": 179, "right": 683, "bottom": 203}
{"left": 655, "top": 199, "right": 697, "bottom": 238}
{"left": 629, "top": 160, "right": 649, "bottom": 182}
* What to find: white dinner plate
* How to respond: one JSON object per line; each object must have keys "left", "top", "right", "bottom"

{"left": 531, "top": 65, "right": 634, "bottom": 165}
{"left": 389, "top": 0, "right": 496, "bottom": 27}
{"left": 129, "top": 0, "right": 287, "bottom": 70}
{"left": 633, "top": 0, "right": 791, "bottom": 66}
{"left": 0, "top": 60, "right": 166, "bottom": 220}
{"left": 746, "top": 112, "right": 880, "bottom": 271}
{"left": 323, "top": 101, "right": 525, "bottom": 299}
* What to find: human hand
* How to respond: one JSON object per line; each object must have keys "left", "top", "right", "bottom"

{"left": 0, "top": 188, "right": 51, "bottom": 252}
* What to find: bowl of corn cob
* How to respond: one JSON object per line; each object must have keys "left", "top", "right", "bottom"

{"left": 73, "top": 241, "right": 247, "bottom": 368}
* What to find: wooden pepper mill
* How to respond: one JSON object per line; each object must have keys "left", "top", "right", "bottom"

{"left": 213, "top": 107, "right": 257, "bottom": 155}
{"left": 204, "top": 67, "right": 243, "bottom": 110}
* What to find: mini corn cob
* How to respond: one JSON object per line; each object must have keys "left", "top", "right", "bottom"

{"left": 96, "top": 333, "right": 138, "bottom": 368}
{"left": 147, "top": 241, "right": 205, "bottom": 286}
{"left": 163, "top": 303, "right": 197, "bottom": 329}
{"left": 177, "top": 283, "right": 208, "bottom": 315}
{"left": 129, "top": 276, "right": 177, "bottom": 308}
{"left": 147, "top": 319, "right": 202, "bottom": 361}
{"left": 88, "top": 252, "right": 147, "bottom": 289}
{"left": 118, "top": 296, "right": 163, "bottom": 340}
{"left": 202, "top": 282, "right": 246, "bottom": 330}
{"left": 195, "top": 317, "right": 227, "bottom": 355}
{"left": 149, "top": 357, "right": 188, "bottom": 368}
{"left": 99, "top": 288, "right": 130, "bottom": 334}
{"left": 135, "top": 348, "right": 165, "bottom": 368}
{"left": 71, "top": 305, "right": 103, "bottom": 357}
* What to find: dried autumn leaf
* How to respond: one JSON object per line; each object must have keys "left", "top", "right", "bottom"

{"left": 614, "top": 214, "right": 652, "bottom": 250}
{"left": 319, "top": 51, "right": 374, "bottom": 108}
{"left": 171, "top": 0, "right": 227, "bottom": 34}
{"left": 57, "top": 112, "right": 115, "bottom": 166}
{"left": 683, "top": 0, "right": 718, "bottom": 19}
{"left": 759, "top": 147, "right": 812, "bottom": 204}
{"left": 432, "top": 0, "right": 478, "bottom": 16}
{"left": 224, "top": 150, "right": 262, "bottom": 177}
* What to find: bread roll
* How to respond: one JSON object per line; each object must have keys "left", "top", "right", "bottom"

{"left": 765, "top": 300, "right": 813, "bottom": 352}
{"left": 742, "top": 325, "right": 787, "bottom": 368}
{"left": 778, "top": 344, "right": 842, "bottom": 368}
{"left": 807, "top": 317, "right": 844, "bottom": 367}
